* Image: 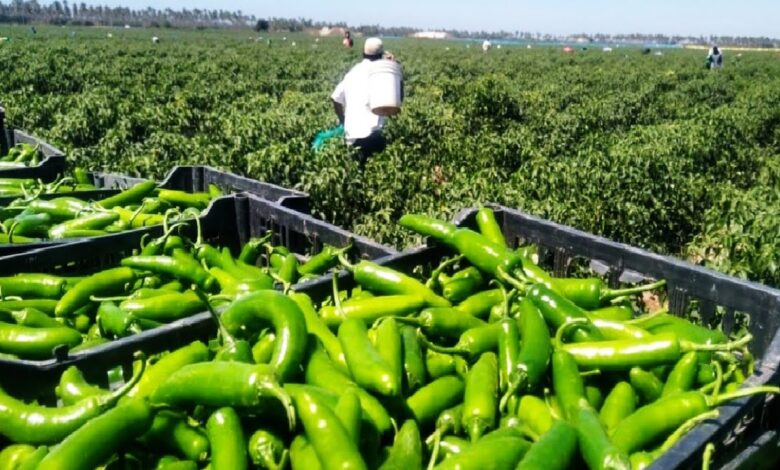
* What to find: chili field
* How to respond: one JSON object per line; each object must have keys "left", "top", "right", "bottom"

{"left": 2, "top": 26, "right": 780, "bottom": 286}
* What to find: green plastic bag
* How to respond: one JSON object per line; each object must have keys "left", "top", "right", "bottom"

{"left": 311, "top": 125, "right": 344, "bottom": 151}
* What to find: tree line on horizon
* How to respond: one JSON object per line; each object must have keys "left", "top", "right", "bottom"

{"left": 0, "top": 0, "right": 776, "bottom": 47}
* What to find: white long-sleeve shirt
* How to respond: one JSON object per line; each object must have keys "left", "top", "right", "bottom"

{"left": 331, "top": 60, "right": 385, "bottom": 143}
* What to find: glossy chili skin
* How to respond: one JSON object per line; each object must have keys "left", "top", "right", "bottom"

{"left": 400, "top": 324, "right": 427, "bottom": 393}
{"left": 513, "top": 298, "right": 552, "bottom": 392}
{"left": 248, "top": 429, "right": 288, "bottom": 470}
{"left": 346, "top": 259, "right": 450, "bottom": 308}
{"left": 405, "top": 375, "right": 465, "bottom": 427}
{"left": 140, "top": 411, "right": 210, "bottom": 462}
{"left": 56, "top": 365, "right": 108, "bottom": 406}
{"left": 37, "top": 399, "right": 154, "bottom": 470}
{"left": 98, "top": 181, "right": 157, "bottom": 209}
{"left": 119, "top": 290, "right": 205, "bottom": 323}
{"left": 0, "top": 321, "right": 82, "bottom": 358}
{"left": 552, "top": 277, "right": 665, "bottom": 310}
{"left": 632, "top": 313, "right": 728, "bottom": 345}
{"left": 304, "top": 346, "right": 393, "bottom": 434}
{"left": 28, "top": 197, "right": 89, "bottom": 220}
{"left": 221, "top": 290, "right": 308, "bottom": 382}
{"left": 290, "top": 388, "right": 367, "bottom": 470}
{"left": 55, "top": 267, "right": 136, "bottom": 317}
{"left": 298, "top": 245, "right": 349, "bottom": 276}
{"left": 373, "top": 317, "right": 403, "bottom": 395}
{"left": 121, "top": 253, "right": 213, "bottom": 290}
{"left": 454, "top": 288, "right": 503, "bottom": 319}
{"left": 630, "top": 367, "right": 664, "bottom": 404}
{"left": 436, "top": 428, "right": 531, "bottom": 470}
{"left": 319, "top": 295, "right": 426, "bottom": 327}
{"left": 290, "top": 292, "right": 347, "bottom": 371}
{"left": 207, "top": 407, "right": 248, "bottom": 470}
{"left": 561, "top": 332, "right": 704, "bottom": 371}
{"left": 290, "top": 435, "right": 322, "bottom": 470}
{"left": 158, "top": 189, "right": 212, "bottom": 209}
{"left": 397, "top": 214, "right": 458, "bottom": 245}
{"left": 334, "top": 389, "right": 363, "bottom": 444}
{"left": 10, "top": 307, "right": 62, "bottom": 328}
{"left": 516, "top": 395, "right": 555, "bottom": 439}
{"left": 339, "top": 318, "right": 400, "bottom": 397}
{"left": 599, "top": 381, "right": 637, "bottom": 432}
{"left": 127, "top": 341, "right": 210, "bottom": 400}
{"left": 527, "top": 283, "right": 603, "bottom": 342}
{"left": 661, "top": 351, "right": 700, "bottom": 397}
{"left": 399, "top": 307, "right": 486, "bottom": 339}
{"left": 442, "top": 267, "right": 485, "bottom": 303}
{"left": 378, "top": 419, "right": 423, "bottom": 470}
{"left": 0, "top": 273, "right": 65, "bottom": 299}
{"left": 462, "top": 352, "right": 499, "bottom": 442}
{"left": 0, "top": 444, "right": 36, "bottom": 469}
{"left": 0, "top": 364, "right": 142, "bottom": 444}
{"left": 515, "top": 421, "right": 578, "bottom": 470}
{"left": 48, "top": 211, "right": 119, "bottom": 239}
{"left": 475, "top": 207, "right": 507, "bottom": 247}
{"left": 0, "top": 299, "right": 58, "bottom": 315}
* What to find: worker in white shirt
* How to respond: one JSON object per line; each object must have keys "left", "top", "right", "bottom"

{"left": 331, "top": 37, "right": 398, "bottom": 167}
{"left": 706, "top": 46, "right": 723, "bottom": 70}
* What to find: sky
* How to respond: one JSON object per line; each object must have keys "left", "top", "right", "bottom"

{"left": 48, "top": 1, "right": 780, "bottom": 38}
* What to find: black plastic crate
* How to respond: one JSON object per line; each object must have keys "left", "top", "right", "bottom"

{"left": 721, "top": 429, "right": 780, "bottom": 470}
{"left": 445, "top": 205, "right": 780, "bottom": 470}
{"left": 0, "top": 106, "right": 66, "bottom": 180}
{"left": 0, "top": 193, "right": 395, "bottom": 391}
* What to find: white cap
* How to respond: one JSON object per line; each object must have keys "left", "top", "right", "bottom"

{"left": 364, "top": 37, "right": 384, "bottom": 56}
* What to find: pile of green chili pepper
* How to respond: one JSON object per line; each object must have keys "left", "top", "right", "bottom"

{"left": 0, "top": 143, "right": 41, "bottom": 168}
{"left": 0, "top": 220, "right": 353, "bottom": 360}
{"left": 0, "top": 207, "right": 775, "bottom": 470}
{"left": 0, "top": 178, "right": 221, "bottom": 244}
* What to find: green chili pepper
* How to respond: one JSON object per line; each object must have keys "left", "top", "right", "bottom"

{"left": 126, "top": 341, "right": 209, "bottom": 400}
{"left": 552, "top": 350, "right": 631, "bottom": 470}
{"left": 498, "top": 317, "right": 520, "bottom": 394}
{"left": 290, "top": 389, "right": 367, "bottom": 470}
{"left": 36, "top": 398, "right": 153, "bottom": 470}
{"left": 379, "top": 419, "right": 423, "bottom": 470}
{"left": 5, "top": 212, "right": 51, "bottom": 238}
{"left": 206, "top": 407, "right": 248, "bottom": 470}
{"left": 454, "top": 288, "right": 503, "bottom": 319}
{"left": 436, "top": 428, "right": 531, "bottom": 470}
{"left": 435, "top": 436, "right": 470, "bottom": 461}
{"left": 589, "top": 305, "right": 634, "bottom": 322}
{"left": 140, "top": 412, "right": 210, "bottom": 462}
{"left": 10, "top": 307, "right": 62, "bottom": 328}
{"left": 449, "top": 228, "right": 524, "bottom": 279}
{"left": 599, "top": 381, "right": 637, "bottom": 432}
{"left": 151, "top": 362, "right": 295, "bottom": 430}
{"left": 561, "top": 332, "right": 751, "bottom": 371}
{"left": 98, "top": 181, "right": 157, "bottom": 209}
{"left": 462, "top": 352, "right": 498, "bottom": 441}
{"left": 55, "top": 267, "right": 136, "bottom": 317}
{"left": 299, "top": 245, "right": 351, "bottom": 276}
{"left": 0, "top": 444, "right": 36, "bottom": 469}
{"left": 398, "top": 214, "right": 458, "bottom": 244}
{"left": 96, "top": 301, "right": 133, "bottom": 337}
{"left": 527, "top": 283, "right": 603, "bottom": 342}
{"left": 55, "top": 365, "right": 107, "bottom": 406}
{"left": 289, "top": 435, "right": 322, "bottom": 470}
{"left": 0, "top": 357, "right": 144, "bottom": 444}
{"left": 406, "top": 375, "right": 464, "bottom": 427}
{"left": 0, "top": 299, "right": 57, "bottom": 315}
{"left": 119, "top": 290, "right": 205, "bottom": 323}
{"left": 121, "top": 253, "right": 214, "bottom": 290}
{"left": 290, "top": 292, "right": 348, "bottom": 371}
{"left": 441, "top": 267, "right": 485, "bottom": 303}
{"left": 220, "top": 290, "right": 308, "bottom": 381}
{"left": 319, "top": 295, "right": 426, "bottom": 327}
{"left": 237, "top": 236, "right": 271, "bottom": 265}
{"left": 697, "top": 363, "right": 717, "bottom": 386}
{"left": 335, "top": 389, "right": 363, "bottom": 444}
{"left": 507, "top": 298, "right": 552, "bottom": 397}
{"left": 475, "top": 206, "right": 507, "bottom": 247}
{"left": 0, "top": 321, "right": 82, "bottom": 358}
{"left": 248, "top": 429, "right": 288, "bottom": 470}
{"left": 338, "top": 318, "right": 400, "bottom": 396}
{"left": 629, "top": 367, "right": 664, "bottom": 404}
{"left": 373, "top": 317, "right": 403, "bottom": 391}
{"left": 251, "top": 331, "right": 276, "bottom": 364}
{"left": 400, "top": 325, "right": 427, "bottom": 393}
{"left": 590, "top": 317, "right": 651, "bottom": 340}
{"left": 397, "top": 307, "right": 486, "bottom": 340}
{"left": 630, "top": 312, "right": 728, "bottom": 345}
{"left": 661, "top": 351, "right": 700, "bottom": 397}
{"left": 340, "top": 256, "right": 450, "bottom": 308}
{"left": 515, "top": 421, "right": 578, "bottom": 470}
{"left": 277, "top": 253, "right": 300, "bottom": 284}
{"left": 28, "top": 197, "right": 90, "bottom": 220}
{"left": 48, "top": 211, "right": 120, "bottom": 239}
{"left": 158, "top": 189, "right": 212, "bottom": 209}
{"left": 304, "top": 347, "right": 393, "bottom": 434}
{"left": 516, "top": 395, "right": 555, "bottom": 439}
{"left": 552, "top": 278, "right": 666, "bottom": 310}
{"left": 0, "top": 274, "right": 65, "bottom": 299}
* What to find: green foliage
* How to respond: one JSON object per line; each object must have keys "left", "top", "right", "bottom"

{"left": 2, "top": 26, "right": 780, "bottom": 285}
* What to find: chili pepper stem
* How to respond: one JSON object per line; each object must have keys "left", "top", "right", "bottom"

{"left": 89, "top": 294, "right": 131, "bottom": 302}
{"left": 426, "top": 430, "right": 441, "bottom": 470}
{"left": 425, "top": 255, "right": 463, "bottom": 289}
{"left": 682, "top": 334, "right": 753, "bottom": 353}
{"left": 709, "top": 385, "right": 780, "bottom": 407}
{"left": 495, "top": 266, "right": 529, "bottom": 291}
{"left": 702, "top": 443, "right": 716, "bottom": 470}
{"left": 416, "top": 330, "right": 468, "bottom": 356}
{"left": 660, "top": 410, "right": 719, "bottom": 454}
{"left": 269, "top": 271, "right": 292, "bottom": 294}
{"left": 602, "top": 279, "right": 667, "bottom": 302}
{"left": 331, "top": 271, "right": 343, "bottom": 313}
{"left": 499, "top": 371, "right": 527, "bottom": 413}
{"left": 194, "top": 289, "right": 238, "bottom": 349}
{"left": 337, "top": 252, "right": 355, "bottom": 271}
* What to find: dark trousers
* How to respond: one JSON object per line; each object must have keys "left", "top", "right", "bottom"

{"left": 352, "top": 131, "right": 386, "bottom": 168}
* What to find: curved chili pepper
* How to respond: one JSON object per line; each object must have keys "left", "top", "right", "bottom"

{"left": 396, "top": 307, "right": 486, "bottom": 340}
{"left": 454, "top": 288, "right": 503, "bottom": 319}
{"left": 98, "top": 181, "right": 157, "bottom": 209}
{"left": 140, "top": 411, "right": 210, "bottom": 463}
{"left": 290, "top": 292, "right": 348, "bottom": 372}
{"left": 442, "top": 267, "right": 485, "bottom": 303}
{"left": 405, "top": 375, "right": 464, "bottom": 427}
{"left": 248, "top": 429, "right": 288, "bottom": 470}
{"left": 237, "top": 234, "right": 273, "bottom": 265}
{"left": 475, "top": 206, "right": 507, "bottom": 247}
{"left": 251, "top": 331, "right": 276, "bottom": 364}
{"left": 661, "top": 351, "right": 700, "bottom": 397}
{"left": 589, "top": 304, "right": 634, "bottom": 322}
{"left": 498, "top": 317, "right": 520, "bottom": 394}
{"left": 338, "top": 318, "right": 400, "bottom": 397}
{"left": 378, "top": 419, "right": 422, "bottom": 470}
{"left": 150, "top": 361, "right": 295, "bottom": 430}
{"left": 158, "top": 189, "right": 212, "bottom": 209}
{"left": 10, "top": 307, "right": 62, "bottom": 328}
{"left": 397, "top": 214, "right": 458, "bottom": 245}
{"left": 339, "top": 255, "right": 450, "bottom": 308}
{"left": 5, "top": 212, "right": 51, "bottom": 238}
{"left": 55, "top": 267, "right": 136, "bottom": 317}
{"left": 419, "top": 321, "right": 502, "bottom": 362}
{"left": 290, "top": 389, "right": 367, "bottom": 470}
{"left": 505, "top": 298, "right": 551, "bottom": 400}
{"left": 0, "top": 321, "right": 82, "bottom": 358}
{"left": 299, "top": 244, "right": 351, "bottom": 276}
{"left": 552, "top": 278, "right": 666, "bottom": 310}
{"left": 119, "top": 290, "right": 205, "bottom": 323}
{"left": 373, "top": 317, "right": 403, "bottom": 392}
{"left": 220, "top": 290, "right": 307, "bottom": 381}
{"left": 28, "top": 197, "right": 90, "bottom": 220}
{"left": 319, "top": 295, "right": 426, "bottom": 327}
{"left": 0, "top": 355, "right": 144, "bottom": 444}
{"left": 462, "top": 351, "right": 499, "bottom": 442}
{"left": 127, "top": 341, "right": 209, "bottom": 400}
{"left": 304, "top": 346, "right": 393, "bottom": 434}
{"left": 515, "top": 421, "right": 578, "bottom": 470}
{"left": 590, "top": 317, "right": 651, "bottom": 340}
{"left": 527, "top": 283, "right": 603, "bottom": 342}
{"left": 56, "top": 365, "right": 107, "bottom": 406}
{"left": 435, "top": 428, "right": 531, "bottom": 470}
{"left": 206, "top": 407, "right": 248, "bottom": 470}
{"left": 0, "top": 444, "right": 36, "bottom": 469}
{"left": 277, "top": 253, "right": 300, "bottom": 284}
